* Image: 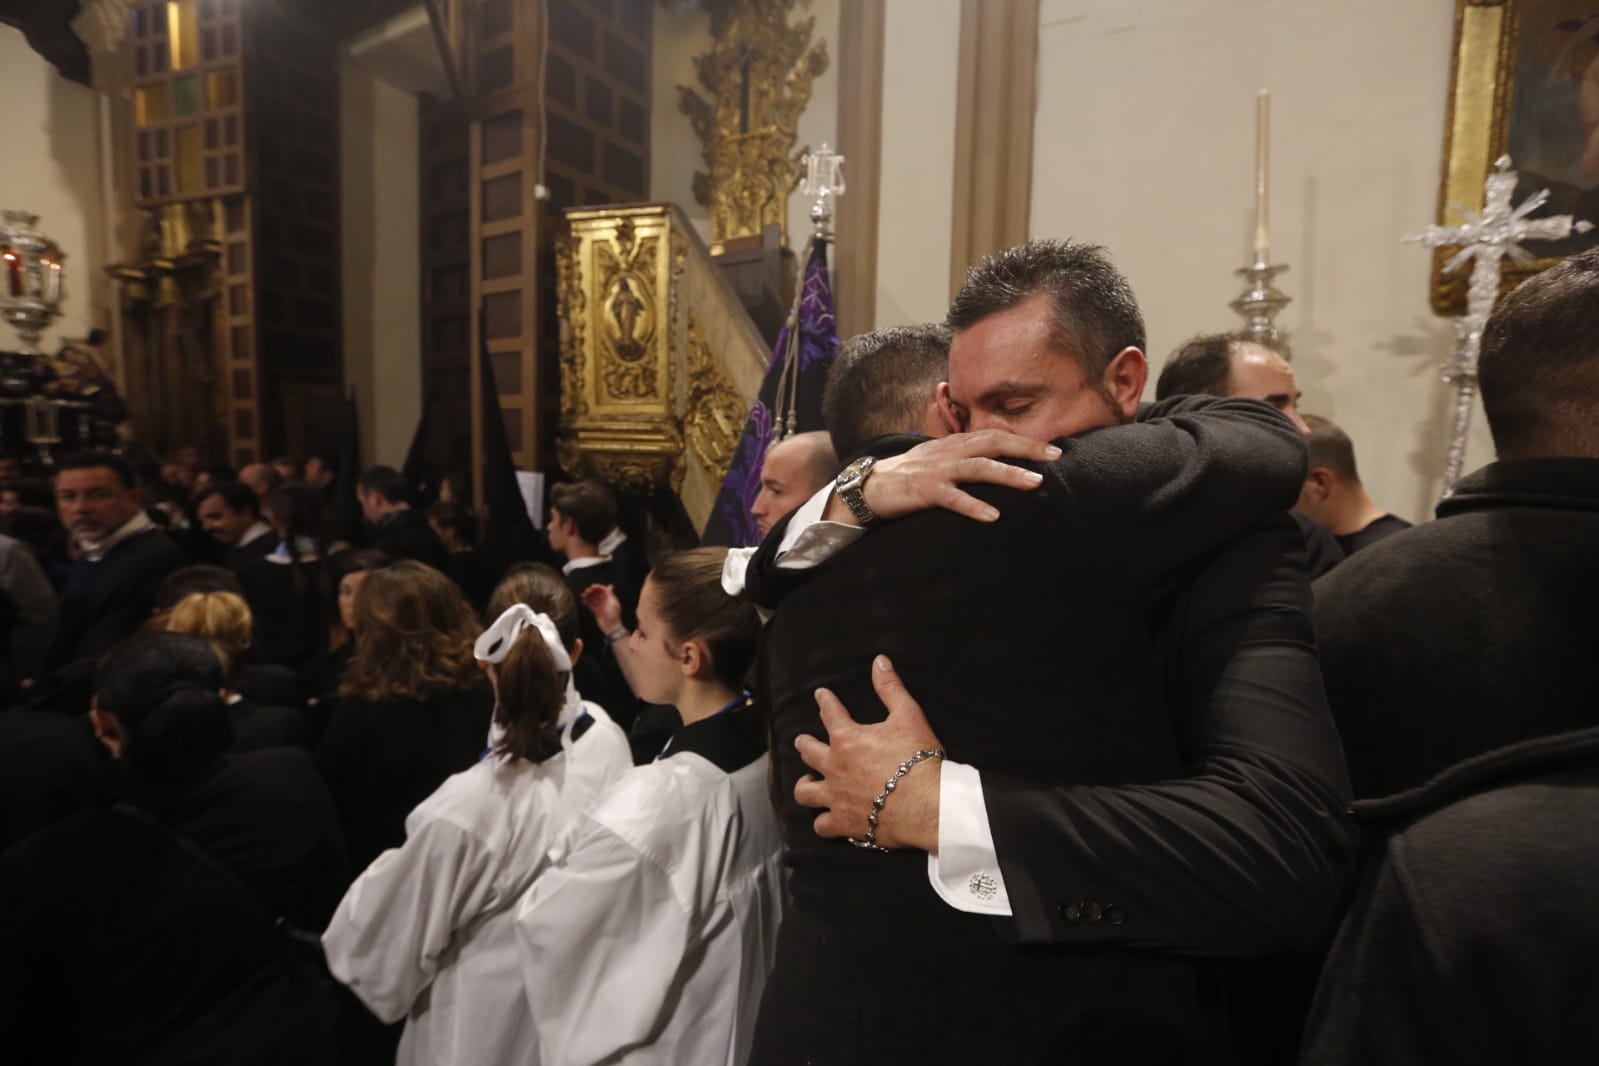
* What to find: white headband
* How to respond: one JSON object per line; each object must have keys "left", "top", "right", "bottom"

{"left": 474, "top": 604, "right": 572, "bottom": 673}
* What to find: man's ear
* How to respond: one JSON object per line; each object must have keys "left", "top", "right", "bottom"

{"left": 569, "top": 637, "right": 584, "bottom": 668}
{"left": 1306, "top": 467, "right": 1335, "bottom": 501}
{"left": 934, "top": 382, "right": 966, "bottom": 434}
{"left": 1103, "top": 347, "right": 1148, "bottom": 420}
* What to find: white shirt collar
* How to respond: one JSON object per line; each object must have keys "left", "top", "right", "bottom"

{"left": 238, "top": 520, "right": 274, "bottom": 547}
{"left": 561, "top": 554, "right": 612, "bottom": 576}
{"left": 79, "top": 510, "right": 157, "bottom": 563}
{"left": 598, "top": 527, "right": 625, "bottom": 556}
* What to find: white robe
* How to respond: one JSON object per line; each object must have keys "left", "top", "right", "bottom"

{"left": 323, "top": 698, "right": 632, "bottom": 1066}
{"left": 516, "top": 732, "right": 785, "bottom": 1066}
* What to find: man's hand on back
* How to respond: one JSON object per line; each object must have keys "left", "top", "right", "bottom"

{"left": 794, "top": 656, "right": 945, "bottom": 851}
{"left": 821, "top": 431, "right": 1062, "bottom": 527}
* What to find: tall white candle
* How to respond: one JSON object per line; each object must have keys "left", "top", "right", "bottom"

{"left": 1254, "top": 89, "right": 1271, "bottom": 256}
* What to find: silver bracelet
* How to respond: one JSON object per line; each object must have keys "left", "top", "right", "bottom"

{"left": 848, "top": 748, "right": 945, "bottom": 852}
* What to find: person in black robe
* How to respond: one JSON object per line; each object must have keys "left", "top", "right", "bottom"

{"left": 0, "top": 632, "right": 347, "bottom": 1066}
{"left": 357, "top": 465, "right": 448, "bottom": 569}
{"left": 33, "top": 452, "right": 184, "bottom": 714}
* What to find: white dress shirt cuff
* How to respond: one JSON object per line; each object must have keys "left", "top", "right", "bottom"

{"left": 927, "top": 761, "right": 1012, "bottom": 916}
{"left": 773, "top": 484, "right": 865, "bottom": 568}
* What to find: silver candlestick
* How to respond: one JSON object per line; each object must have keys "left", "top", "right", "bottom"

{"left": 1230, "top": 251, "right": 1292, "bottom": 353}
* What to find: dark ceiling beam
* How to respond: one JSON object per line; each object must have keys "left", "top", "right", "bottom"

{"left": 0, "top": 0, "right": 90, "bottom": 85}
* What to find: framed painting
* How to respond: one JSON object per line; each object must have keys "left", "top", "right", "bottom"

{"left": 1432, "top": 0, "right": 1599, "bottom": 314}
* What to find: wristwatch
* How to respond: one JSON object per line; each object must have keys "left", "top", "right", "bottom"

{"left": 835, "top": 455, "right": 879, "bottom": 527}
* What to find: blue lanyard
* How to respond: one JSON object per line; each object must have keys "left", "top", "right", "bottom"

{"left": 707, "top": 689, "right": 754, "bottom": 720}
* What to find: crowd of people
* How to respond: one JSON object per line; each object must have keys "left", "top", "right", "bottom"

{"left": 1, "top": 239, "right": 1597, "bottom": 1065}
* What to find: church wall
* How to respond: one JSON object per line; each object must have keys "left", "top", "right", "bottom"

{"left": 1029, "top": 0, "right": 1485, "bottom": 522}
{"left": 0, "top": 26, "right": 109, "bottom": 350}
{"left": 872, "top": 0, "right": 962, "bottom": 331}
{"left": 649, "top": 0, "right": 840, "bottom": 253}
{"left": 339, "top": 60, "right": 422, "bottom": 468}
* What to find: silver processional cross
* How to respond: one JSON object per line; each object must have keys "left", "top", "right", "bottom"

{"left": 1405, "top": 155, "right": 1593, "bottom": 496}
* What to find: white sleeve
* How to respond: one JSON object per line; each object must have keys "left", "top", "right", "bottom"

{"left": 926, "top": 761, "right": 1013, "bottom": 917}
{"left": 518, "top": 819, "right": 696, "bottom": 1063}
{"left": 322, "top": 816, "right": 496, "bottom": 1023}
{"left": 772, "top": 483, "right": 866, "bottom": 569}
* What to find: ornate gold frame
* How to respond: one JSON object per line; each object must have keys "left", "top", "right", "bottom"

{"left": 1431, "top": 0, "right": 1595, "bottom": 314}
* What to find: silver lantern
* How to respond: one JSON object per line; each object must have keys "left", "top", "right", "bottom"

{"left": 0, "top": 211, "right": 66, "bottom": 354}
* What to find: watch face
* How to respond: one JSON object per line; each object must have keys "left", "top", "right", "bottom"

{"left": 838, "top": 458, "right": 869, "bottom": 490}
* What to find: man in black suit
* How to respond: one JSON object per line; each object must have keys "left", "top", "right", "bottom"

{"left": 36, "top": 452, "right": 184, "bottom": 713}
{"left": 195, "top": 482, "right": 276, "bottom": 571}
{"left": 744, "top": 242, "right": 1354, "bottom": 1064}
{"left": 357, "top": 466, "right": 447, "bottom": 570}
{"left": 1156, "top": 332, "right": 1345, "bottom": 578}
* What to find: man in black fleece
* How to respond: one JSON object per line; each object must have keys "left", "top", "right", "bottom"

{"left": 1300, "top": 249, "right": 1599, "bottom": 1061}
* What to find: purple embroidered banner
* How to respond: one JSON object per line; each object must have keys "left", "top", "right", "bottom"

{"left": 700, "top": 239, "right": 839, "bottom": 547}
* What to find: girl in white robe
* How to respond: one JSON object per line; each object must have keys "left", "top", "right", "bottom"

{"left": 518, "top": 547, "right": 785, "bottom": 1065}
{"left": 322, "top": 604, "right": 632, "bottom": 1066}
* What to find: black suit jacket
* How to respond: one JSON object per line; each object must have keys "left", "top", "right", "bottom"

{"left": 561, "top": 560, "right": 639, "bottom": 733}
{"left": 37, "top": 529, "right": 184, "bottom": 714}
{"left": 225, "top": 532, "right": 277, "bottom": 572}
{"left": 1316, "top": 458, "right": 1599, "bottom": 800}
{"left": 745, "top": 396, "right": 1313, "bottom": 1064}
{"left": 367, "top": 509, "right": 448, "bottom": 570}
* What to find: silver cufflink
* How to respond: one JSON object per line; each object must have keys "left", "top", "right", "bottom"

{"left": 968, "top": 872, "right": 998, "bottom": 901}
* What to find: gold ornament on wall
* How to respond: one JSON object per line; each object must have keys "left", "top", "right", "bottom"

{"left": 555, "top": 227, "right": 588, "bottom": 418}
{"left": 674, "top": 0, "right": 830, "bottom": 250}
{"left": 595, "top": 218, "right": 662, "bottom": 399}
{"left": 683, "top": 314, "right": 747, "bottom": 483}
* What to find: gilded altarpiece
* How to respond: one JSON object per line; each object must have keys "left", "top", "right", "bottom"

{"left": 676, "top": 0, "right": 828, "bottom": 250}
{"left": 559, "top": 204, "right": 766, "bottom": 528}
